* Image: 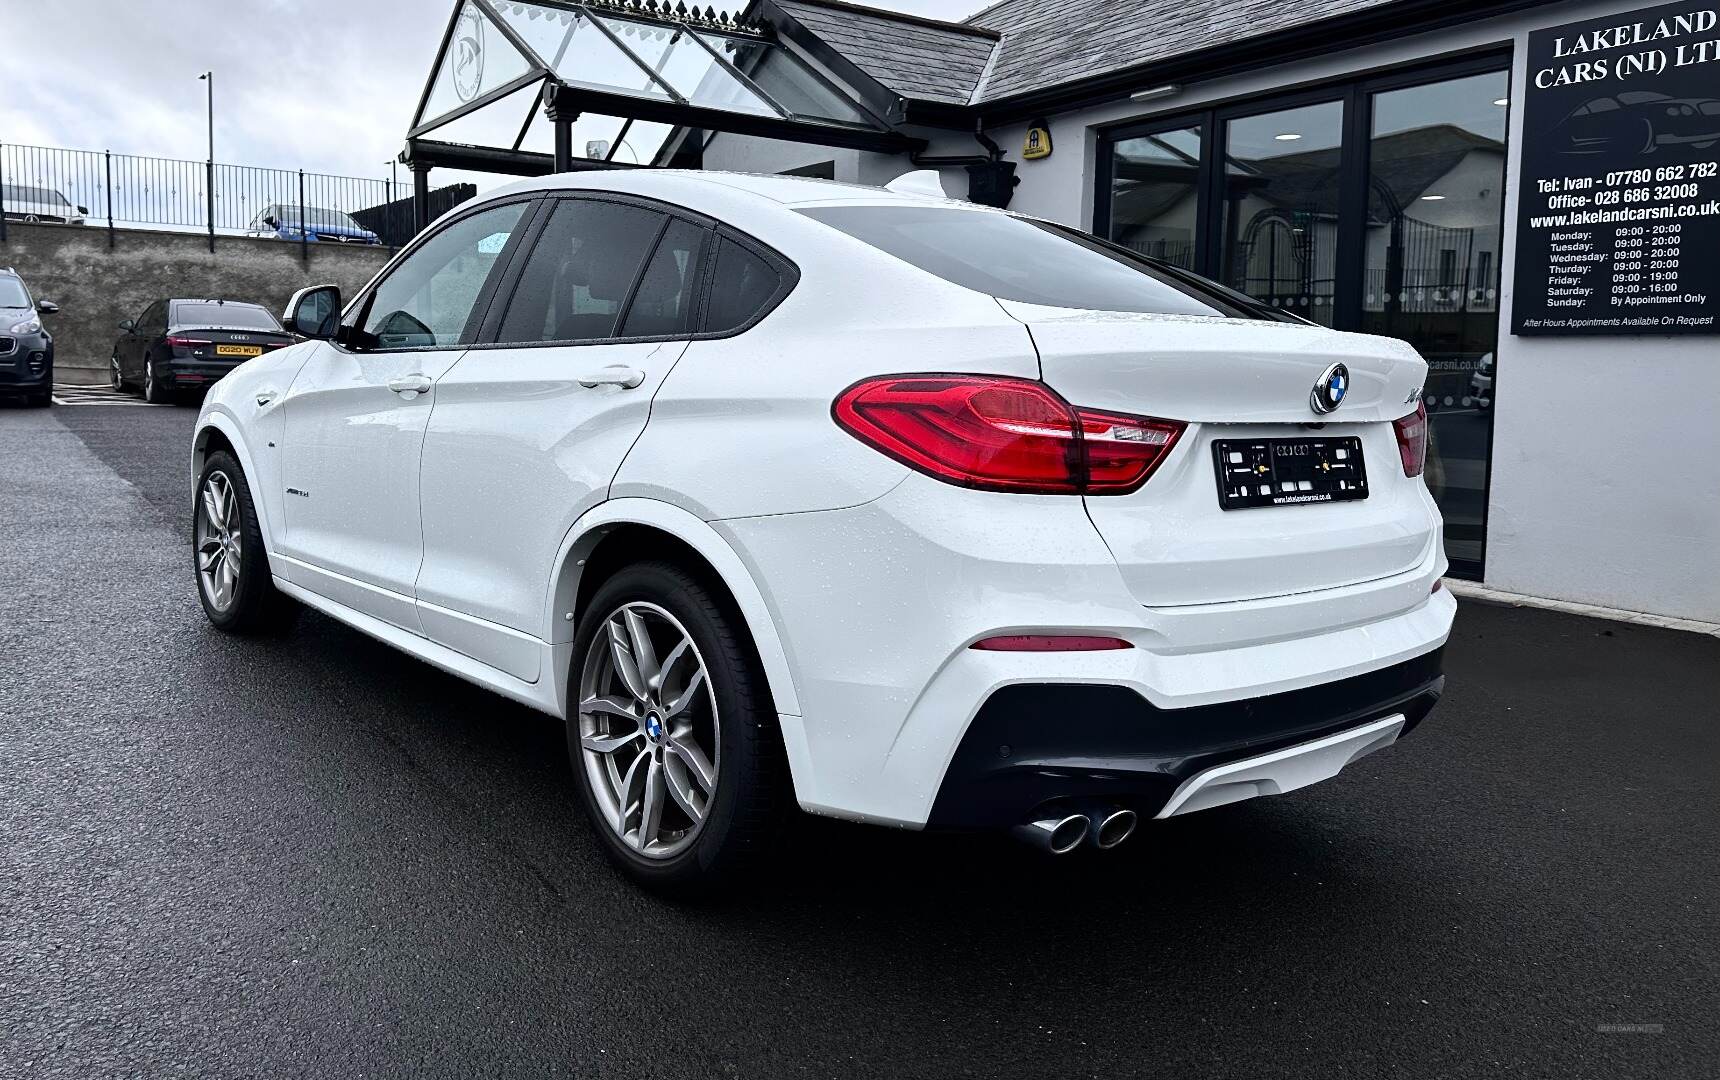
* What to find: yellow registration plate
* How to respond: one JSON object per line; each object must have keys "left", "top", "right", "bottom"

{"left": 216, "top": 344, "right": 263, "bottom": 357}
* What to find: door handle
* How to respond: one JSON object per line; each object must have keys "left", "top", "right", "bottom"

{"left": 388, "top": 374, "right": 434, "bottom": 397}
{"left": 577, "top": 365, "right": 646, "bottom": 390}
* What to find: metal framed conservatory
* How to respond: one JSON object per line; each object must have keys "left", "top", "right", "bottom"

{"left": 401, "top": 0, "right": 922, "bottom": 225}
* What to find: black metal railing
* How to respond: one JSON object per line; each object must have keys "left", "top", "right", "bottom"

{"left": 0, "top": 142, "right": 469, "bottom": 252}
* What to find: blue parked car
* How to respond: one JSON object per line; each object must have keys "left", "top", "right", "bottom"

{"left": 245, "top": 204, "right": 381, "bottom": 245}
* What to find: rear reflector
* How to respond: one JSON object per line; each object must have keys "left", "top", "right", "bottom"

{"left": 1393, "top": 400, "right": 1428, "bottom": 478}
{"left": 970, "top": 635, "right": 1133, "bottom": 652}
{"left": 833, "top": 374, "right": 1184, "bottom": 495}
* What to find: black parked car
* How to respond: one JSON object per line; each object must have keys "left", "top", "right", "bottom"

{"left": 112, "top": 299, "right": 294, "bottom": 403}
{"left": 0, "top": 266, "right": 59, "bottom": 408}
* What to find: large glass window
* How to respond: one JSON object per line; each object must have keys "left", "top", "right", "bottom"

{"left": 359, "top": 201, "right": 527, "bottom": 349}
{"left": 1107, "top": 125, "right": 1202, "bottom": 269}
{"left": 1364, "top": 71, "right": 1509, "bottom": 576}
{"left": 1222, "top": 101, "right": 1345, "bottom": 326}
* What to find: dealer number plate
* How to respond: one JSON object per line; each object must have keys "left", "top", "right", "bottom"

{"left": 1212, "top": 436, "right": 1368, "bottom": 510}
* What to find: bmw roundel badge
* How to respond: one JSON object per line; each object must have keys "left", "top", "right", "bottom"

{"left": 1310, "top": 363, "right": 1350, "bottom": 415}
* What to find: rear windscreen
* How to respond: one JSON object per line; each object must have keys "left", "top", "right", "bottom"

{"left": 174, "top": 302, "right": 281, "bottom": 330}
{"left": 797, "top": 204, "right": 1295, "bottom": 321}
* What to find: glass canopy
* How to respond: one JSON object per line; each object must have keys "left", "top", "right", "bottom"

{"left": 410, "top": 0, "right": 895, "bottom": 169}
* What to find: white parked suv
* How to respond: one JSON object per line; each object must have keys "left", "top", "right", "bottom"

{"left": 192, "top": 171, "right": 1453, "bottom": 892}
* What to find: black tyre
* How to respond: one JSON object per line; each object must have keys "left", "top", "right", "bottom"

{"left": 25, "top": 389, "right": 51, "bottom": 408}
{"left": 143, "top": 357, "right": 168, "bottom": 404}
{"left": 568, "top": 561, "right": 789, "bottom": 896}
{"left": 193, "top": 451, "right": 298, "bottom": 635}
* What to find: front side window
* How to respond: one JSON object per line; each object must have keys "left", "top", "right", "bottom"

{"left": 359, "top": 201, "right": 528, "bottom": 349}
{"left": 496, "top": 199, "right": 664, "bottom": 344}
{"left": 798, "top": 205, "right": 1280, "bottom": 319}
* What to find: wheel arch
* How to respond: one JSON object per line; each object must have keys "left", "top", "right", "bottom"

{"left": 548, "top": 500, "right": 800, "bottom": 717}
{"left": 192, "top": 411, "right": 278, "bottom": 550}
{"left": 547, "top": 499, "right": 812, "bottom": 799}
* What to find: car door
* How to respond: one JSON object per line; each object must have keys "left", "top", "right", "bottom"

{"left": 413, "top": 196, "right": 707, "bottom": 680}
{"left": 275, "top": 196, "right": 535, "bottom": 633}
{"left": 123, "top": 301, "right": 161, "bottom": 380}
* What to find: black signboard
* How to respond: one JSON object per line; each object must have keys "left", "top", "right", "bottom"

{"left": 1512, "top": 1, "right": 1720, "bottom": 335}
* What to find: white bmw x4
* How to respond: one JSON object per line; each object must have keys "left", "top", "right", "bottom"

{"left": 193, "top": 170, "right": 1454, "bottom": 892}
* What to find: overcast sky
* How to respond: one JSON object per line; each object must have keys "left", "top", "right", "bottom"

{"left": 0, "top": 0, "right": 981, "bottom": 191}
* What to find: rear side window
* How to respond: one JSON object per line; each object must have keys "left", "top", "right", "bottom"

{"left": 620, "top": 219, "right": 708, "bottom": 338}
{"left": 703, "top": 238, "right": 780, "bottom": 334}
{"left": 498, "top": 199, "right": 664, "bottom": 344}
{"left": 797, "top": 204, "right": 1294, "bottom": 320}
{"left": 173, "top": 302, "right": 281, "bottom": 330}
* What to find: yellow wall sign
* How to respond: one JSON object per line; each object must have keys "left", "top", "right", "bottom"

{"left": 1022, "top": 119, "right": 1053, "bottom": 161}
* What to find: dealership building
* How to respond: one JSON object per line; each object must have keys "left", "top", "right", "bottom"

{"left": 407, "top": 0, "right": 1720, "bottom": 624}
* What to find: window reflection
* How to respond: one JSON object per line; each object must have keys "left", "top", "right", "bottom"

{"left": 1108, "top": 126, "right": 1202, "bottom": 269}
{"left": 1222, "top": 101, "right": 1345, "bottom": 325}
{"left": 1364, "top": 71, "right": 1509, "bottom": 576}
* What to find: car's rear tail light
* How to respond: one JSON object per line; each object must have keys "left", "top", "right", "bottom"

{"left": 833, "top": 374, "right": 1184, "bottom": 495}
{"left": 164, "top": 336, "right": 211, "bottom": 348}
{"left": 970, "top": 635, "right": 1133, "bottom": 652}
{"left": 1393, "top": 400, "right": 1428, "bottom": 478}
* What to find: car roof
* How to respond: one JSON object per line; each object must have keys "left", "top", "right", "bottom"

{"left": 483, "top": 168, "right": 988, "bottom": 212}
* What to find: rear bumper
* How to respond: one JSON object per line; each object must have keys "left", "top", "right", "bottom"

{"left": 717, "top": 472, "right": 1456, "bottom": 828}
{"left": 926, "top": 648, "right": 1443, "bottom": 827}
{"left": 162, "top": 358, "right": 244, "bottom": 386}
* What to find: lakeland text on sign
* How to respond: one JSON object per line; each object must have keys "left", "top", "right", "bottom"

{"left": 1512, "top": 2, "right": 1720, "bottom": 335}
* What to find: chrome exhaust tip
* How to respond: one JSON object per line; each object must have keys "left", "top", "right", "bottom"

{"left": 1091, "top": 807, "right": 1138, "bottom": 850}
{"left": 1011, "top": 813, "right": 1090, "bottom": 855}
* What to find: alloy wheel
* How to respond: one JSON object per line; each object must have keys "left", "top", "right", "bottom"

{"left": 195, "top": 471, "right": 241, "bottom": 611}
{"left": 577, "top": 602, "right": 719, "bottom": 859}
{"left": 145, "top": 360, "right": 156, "bottom": 400}
{"left": 110, "top": 356, "right": 122, "bottom": 391}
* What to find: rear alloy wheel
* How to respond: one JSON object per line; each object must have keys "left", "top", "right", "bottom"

{"left": 194, "top": 451, "right": 297, "bottom": 634}
{"left": 570, "top": 562, "right": 788, "bottom": 895}
{"left": 143, "top": 358, "right": 166, "bottom": 404}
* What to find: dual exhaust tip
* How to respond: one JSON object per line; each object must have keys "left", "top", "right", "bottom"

{"left": 1012, "top": 805, "right": 1138, "bottom": 855}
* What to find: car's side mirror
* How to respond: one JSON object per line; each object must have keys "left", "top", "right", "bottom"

{"left": 264, "top": 215, "right": 278, "bottom": 229}
{"left": 76, "top": 205, "right": 89, "bottom": 216}
{"left": 285, "top": 284, "right": 341, "bottom": 340}
{"left": 118, "top": 318, "right": 136, "bottom": 332}
{"left": 38, "top": 300, "right": 59, "bottom": 315}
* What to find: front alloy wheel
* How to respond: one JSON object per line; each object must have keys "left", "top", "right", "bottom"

{"left": 192, "top": 451, "right": 297, "bottom": 634}
{"left": 110, "top": 356, "right": 124, "bottom": 391}
{"left": 196, "top": 470, "right": 242, "bottom": 612}
{"left": 578, "top": 602, "right": 720, "bottom": 859}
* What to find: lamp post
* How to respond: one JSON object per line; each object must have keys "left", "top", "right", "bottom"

{"left": 198, "top": 71, "right": 214, "bottom": 251}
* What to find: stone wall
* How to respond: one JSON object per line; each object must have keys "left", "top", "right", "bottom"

{"left": 1, "top": 222, "right": 393, "bottom": 381}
